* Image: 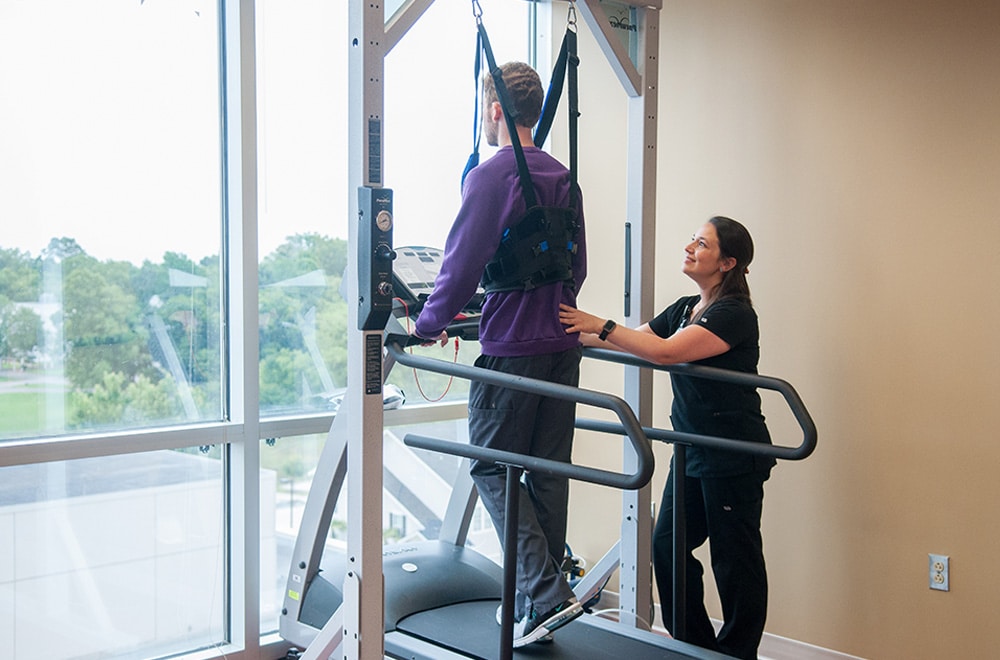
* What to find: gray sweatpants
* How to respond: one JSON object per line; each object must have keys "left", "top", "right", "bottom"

{"left": 467, "top": 346, "right": 582, "bottom": 620}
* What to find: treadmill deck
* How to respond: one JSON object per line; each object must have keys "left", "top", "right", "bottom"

{"left": 390, "top": 599, "right": 731, "bottom": 659}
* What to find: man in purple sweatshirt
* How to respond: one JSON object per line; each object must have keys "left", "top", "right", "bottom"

{"left": 413, "top": 61, "right": 587, "bottom": 647}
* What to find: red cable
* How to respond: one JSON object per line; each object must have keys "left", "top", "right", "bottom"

{"left": 394, "top": 298, "right": 459, "bottom": 402}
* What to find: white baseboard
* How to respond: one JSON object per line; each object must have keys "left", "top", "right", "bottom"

{"left": 756, "top": 632, "right": 867, "bottom": 660}
{"left": 591, "top": 590, "right": 865, "bottom": 660}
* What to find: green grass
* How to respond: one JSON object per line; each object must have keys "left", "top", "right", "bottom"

{"left": 0, "top": 391, "right": 49, "bottom": 437}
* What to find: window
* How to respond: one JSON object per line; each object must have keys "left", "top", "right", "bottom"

{"left": 2, "top": 0, "right": 535, "bottom": 657}
{"left": 0, "top": 450, "right": 226, "bottom": 659}
{"left": 255, "top": 0, "right": 532, "bottom": 419}
{"left": 256, "top": 0, "right": 530, "bottom": 634}
{"left": 0, "top": 0, "right": 224, "bottom": 439}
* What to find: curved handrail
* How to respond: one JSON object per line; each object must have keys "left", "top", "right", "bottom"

{"left": 387, "top": 335, "right": 816, "bottom": 652}
{"left": 385, "top": 340, "right": 654, "bottom": 490}
{"left": 581, "top": 347, "right": 817, "bottom": 461}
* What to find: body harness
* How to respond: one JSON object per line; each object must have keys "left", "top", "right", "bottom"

{"left": 467, "top": 3, "right": 582, "bottom": 293}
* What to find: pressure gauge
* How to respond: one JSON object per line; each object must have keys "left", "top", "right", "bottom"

{"left": 376, "top": 209, "right": 393, "bottom": 232}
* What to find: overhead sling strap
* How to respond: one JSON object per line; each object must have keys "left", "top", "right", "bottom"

{"left": 464, "top": 2, "right": 579, "bottom": 192}
{"left": 475, "top": 12, "right": 538, "bottom": 208}
{"left": 460, "top": 29, "right": 483, "bottom": 190}
{"left": 534, "top": 7, "right": 579, "bottom": 187}
{"left": 473, "top": 3, "right": 583, "bottom": 293}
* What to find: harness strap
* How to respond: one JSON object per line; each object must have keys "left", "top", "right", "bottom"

{"left": 469, "top": 6, "right": 580, "bottom": 198}
{"left": 477, "top": 17, "right": 538, "bottom": 209}
{"left": 535, "top": 16, "right": 579, "bottom": 187}
{"left": 470, "top": 4, "right": 583, "bottom": 294}
{"left": 461, "top": 30, "right": 483, "bottom": 191}
{"left": 567, "top": 27, "right": 579, "bottom": 187}
{"left": 533, "top": 31, "right": 567, "bottom": 148}
{"left": 481, "top": 204, "right": 580, "bottom": 293}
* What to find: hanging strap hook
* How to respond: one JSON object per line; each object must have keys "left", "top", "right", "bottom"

{"left": 567, "top": 1, "right": 578, "bottom": 31}
{"left": 471, "top": 0, "right": 483, "bottom": 22}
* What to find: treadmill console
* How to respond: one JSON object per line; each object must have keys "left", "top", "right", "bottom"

{"left": 387, "top": 246, "right": 483, "bottom": 346}
{"left": 392, "top": 246, "right": 484, "bottom": 315}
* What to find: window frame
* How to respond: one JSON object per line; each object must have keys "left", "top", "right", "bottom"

{"left": 0, "top": 1, "right": 542, "bottom": 658}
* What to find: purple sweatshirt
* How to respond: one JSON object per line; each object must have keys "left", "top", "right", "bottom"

{"left": 414, "top": 146, "right": 587, "bottom": 357}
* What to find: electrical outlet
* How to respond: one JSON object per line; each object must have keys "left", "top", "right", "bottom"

{"left": 929, "top": 553, "right": 949, "bottom": 591}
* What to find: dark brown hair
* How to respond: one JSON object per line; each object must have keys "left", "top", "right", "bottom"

{"left": 482, "top": 61, "right": 544, "bottom": 128}
{"left": 709, "top": 215, "right": 754, "bottom": 304}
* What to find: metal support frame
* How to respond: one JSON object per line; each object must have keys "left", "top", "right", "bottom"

{"left": 576, "top": 0, "right": 661, "bottom": 630}
{"left": 331, "top": 2, "right": 663, "bottom": 657}
{"left": 223, "top": 0, "right": 261, "bottom": 653}
{"left": 345, "top": 1, "right": 388, "bottom": 658}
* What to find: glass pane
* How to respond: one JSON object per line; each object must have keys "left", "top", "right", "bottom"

{"left": 383, "top": 421, "right": 501, "bottom": 561}
{"left": 0, "top": 450, "right": 225, "bottom": 660}
{"left": 261, "top": 432, "right": 327, "bottom": 634}
{"left": 261, "top": 421, "right": 500, "bottom": 635}
{"left": 255, "top": 0, "right": 529, "bottom": 418}
{"left": 0, "top": 1, "right": 224, "bottom": 439}
{"left": 256, "top": 0, "right": 350, "bottom": 417}
{"left": 383, "top": 0, "right": 528, "bottom": 407}
{"left": 385, "top": 0, "right": 530, "bottom": 246}
{"left": 600, "top": 0, "right": 641, "bottom": 66}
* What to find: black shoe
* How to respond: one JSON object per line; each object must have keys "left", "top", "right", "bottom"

{"left": 512, "top": 598, "right": 582, "bottom": 648}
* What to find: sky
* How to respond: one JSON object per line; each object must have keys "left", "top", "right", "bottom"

{"left": 0, "top": 0, "right": 222, "bottom": 264}
{"left": 0, "top": 0, "right": 527, "bottom": 266}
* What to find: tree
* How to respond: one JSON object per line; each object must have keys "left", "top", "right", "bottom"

{"left": 0, "top": 231, "right": 355, "bottom": 424}
{"left": 68, "top": 372, "right": 182, "bottom": 429}
{"left": 62, "top": 256, "right": 158, "bottom": 390}
{"left": 258, "top": 235, "right": 350, "bottom": 403}
{"left": 259, "top": 348, "right": 319, "bottom": 409}
{"left": 0, "top": 304, "right": 43, "bottom": 368}
{"left": 260, "top": 233, "right": 348, "bottom": 285}
{"left": 41, "top": 237, "right": 85, "bottom": 262}
{"left": 315, "top": 279, "right": 350, "bottom": 387}
{"left": 0, "top": 247, "right": 41, "bottom": 302}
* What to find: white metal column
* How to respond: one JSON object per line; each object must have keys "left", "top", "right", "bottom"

{"left": 344, "top": 1, "right": 434, "bottom": 658}
{"left": 345, "top": 1, "right": 386, "bottom": 657}
{"left": 578, "top": 0, "right": 661, "bottom": 630}
{"left": 223, "top": 0, "right": 262, "bottom": 655}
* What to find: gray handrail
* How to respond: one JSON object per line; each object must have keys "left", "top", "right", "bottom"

{"left": 580, "top": 346, "right": 817, "bottom": 644}
{"left": 385, "top": 340, "right": 654, "bottom": 490}
{"left": 581, "top": 347, "right": 817, "bottom": 460}
{"left": 387, "top": 334, "right": 816, "bottom": 650}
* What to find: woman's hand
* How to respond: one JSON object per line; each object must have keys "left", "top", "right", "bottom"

{"left": 562, "top": 302, "right": 732, "bottom": 365}
{"left": 559, "top": 303, "right": 604, "bottom": 335}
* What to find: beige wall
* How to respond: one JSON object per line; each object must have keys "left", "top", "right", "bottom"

{"left": 564, "top": 1, "right": 1000, "bottom": 659}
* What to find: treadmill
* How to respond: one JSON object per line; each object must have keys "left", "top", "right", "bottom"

{"left": 279, "top": 247, "right": 733, "bottom": 659}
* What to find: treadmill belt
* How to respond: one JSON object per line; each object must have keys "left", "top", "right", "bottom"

{"left": 394, "top": 599, "right": 718, "bottom": 659}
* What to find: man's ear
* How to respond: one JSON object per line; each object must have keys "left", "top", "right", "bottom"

{"left": 490, "top": 100, "right": 503, "bottom": 122}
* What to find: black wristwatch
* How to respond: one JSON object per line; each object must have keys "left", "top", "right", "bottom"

{"left": 599, "top": 319, "right": 617, "bottom": 341}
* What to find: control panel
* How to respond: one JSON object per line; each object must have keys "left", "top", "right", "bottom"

{"left": 358, "top": 186, "right": 396, "bottom": 330}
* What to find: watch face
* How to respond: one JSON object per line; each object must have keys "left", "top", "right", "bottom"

{"left": 375, "top": 210, "right": 392, "bottom": 232}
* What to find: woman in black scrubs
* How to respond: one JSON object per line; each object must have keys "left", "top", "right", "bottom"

{"left": 559, "top": 216, "right": 774, "bottom": 659}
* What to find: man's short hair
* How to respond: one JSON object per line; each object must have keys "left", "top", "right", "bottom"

{"left": 483, "top": 61, "right": 544, "bottom": 128}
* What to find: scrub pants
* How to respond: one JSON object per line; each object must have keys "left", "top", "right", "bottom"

{"left": 467, "top": 346, "right": 581, "bottom": 620}
{"left": 653, "top": 469, "right": 769, "bottom": 660}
